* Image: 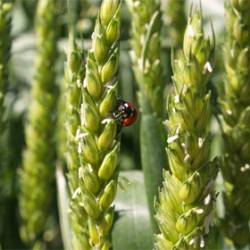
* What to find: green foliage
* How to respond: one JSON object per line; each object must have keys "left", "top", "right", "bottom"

{"left": 218, "top": 0, "right": 250, "bottom": 248}
{"left": 1, "top": 0, "right": 250, "bottom": 249}
{"left": 18, "top": 0, "right": 59, "bottom": 247}
{"left": 0, "top": 0, "right": 12, "bottom": 133}
{"left": 64, "top": 29, "right": 89, "bottom": 249}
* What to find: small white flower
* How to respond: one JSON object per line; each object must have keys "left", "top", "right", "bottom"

{"left": 226, "top": 109, "right": 232, "bottom": 115}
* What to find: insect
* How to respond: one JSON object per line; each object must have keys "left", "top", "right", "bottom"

{"left": 112, "top": 99, "right": 138, "bottom": 127}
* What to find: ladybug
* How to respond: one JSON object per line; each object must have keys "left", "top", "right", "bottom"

{"left": 112, "top": 99, "right": 138, "bottom": 127}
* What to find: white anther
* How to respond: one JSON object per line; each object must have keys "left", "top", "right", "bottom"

{"left": 72, "top": 187, "right": 81, "bottom": 199}
{"left": 75, "top": 128, "right": 80, "bottom": 138}
{"left": 200, "top": 236, "right": 205, "bottom": 248}
{"left": 78, "top": 143, "right": 82, "bottom": 154}
{"left": 176, "top": 124, "right": 181, "bottom": 135}
{"left": 204, "top": 194, "right": 211, "bottom": 205}
{"left": 184, "top": 154, "right": 190, "bottom": 162}
{"left": 241, "top": 163, "right": 250, "bottom": 172}
{"left": 87, "top": 164, "right": 93, "bottom": 172}
{"left": 198, "top": 137, "right": 204, "bottom": 148}
{"left": 78, "top": 167, "right": 83, "bottom": 178}
{"left": 174, "top": 95, "right": 180, "bottom": 103}
{"left": 189, "top": 238, "right": 195, "bottom": 246}
{"left": 106, "top": 84, "right": 113, "bottom": 89}
{"left": 83, "top": 78, "right": 87, "bottom": 88}
{"left": 80, "top": 104, "right": 86, "bottom": 125}
{"left": 76, "top": 79, "right": 81, "bottom": 88}
{"left": 203, "top": 61, "right": 213, "bottom": 73}
{"left": 196, "top": 208, "right": 204, "bottom": 214}
{"left": 75, "top": 132, "right": 88, "bottom": 141}
{"left": 167, "top": 135, "right": 179, "bottom": 143}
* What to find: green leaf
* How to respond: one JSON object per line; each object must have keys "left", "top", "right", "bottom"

{"left": 56, "top": 164, "right": 72, "bottom": 250}
{"left": 112, "top": 170, "right": 153, "bottom": 250}
{"left": 139, "top": 92, "right": 167, "bottom": 234}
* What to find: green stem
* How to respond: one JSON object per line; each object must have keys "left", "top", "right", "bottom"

{"left": 139, "top": 91, "right": 165, "bottom": 234}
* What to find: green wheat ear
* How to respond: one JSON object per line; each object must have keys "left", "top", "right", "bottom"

{"left": 126, "top": 0, "right": 166, "bottom": 236}
{"left": 0, "top": 0, "right": 12, "bottom": 133}
{"left": 71, "top": 0, "right": 122, "bottom": 248}
{"left": 126, "top": 0, "right": 164, "bottom": 118}
{"left": 18, "top": 0, "right": 58, "bottom": 247}
{"left": 64, "top": 29, "right": 90, "bottom": 249}
{"left": 218, "top": 0, "right": 250, "bottom": 248}
{"left": 155, "top": 9, "right": 219, "bottom": 249}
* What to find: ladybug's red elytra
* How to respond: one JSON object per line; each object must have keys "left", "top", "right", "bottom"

{"left": 112, "top": 99, "right": 138, "bottom": 127}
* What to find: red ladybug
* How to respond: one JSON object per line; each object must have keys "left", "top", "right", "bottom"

{"left": 112, "top": 99, "right": 138, "bottom": 127}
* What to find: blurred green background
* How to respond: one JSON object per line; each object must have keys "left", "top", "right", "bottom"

{"left": 0, "top": 0, "right": 227, "bottom": 249}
